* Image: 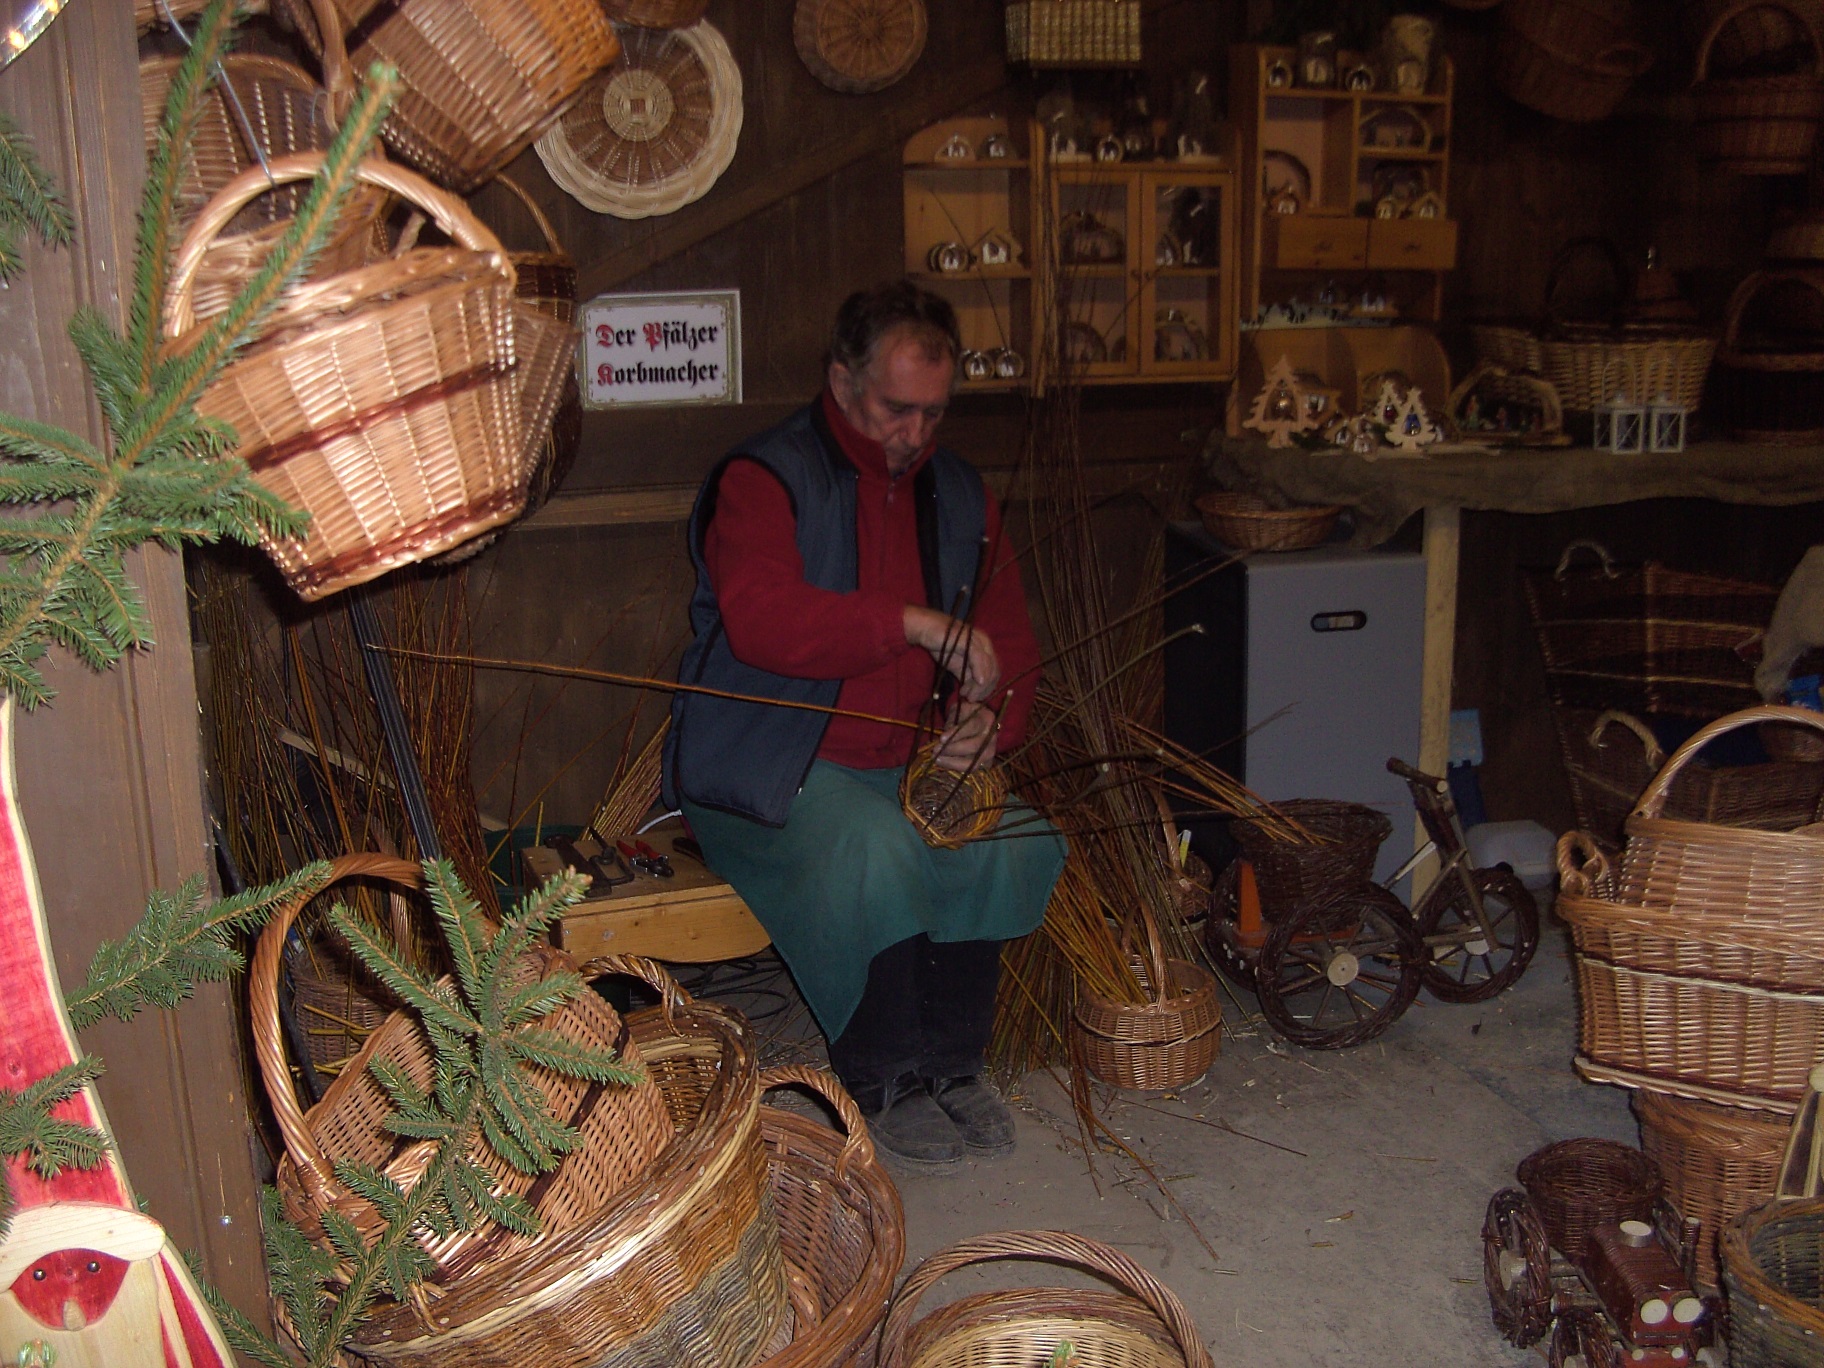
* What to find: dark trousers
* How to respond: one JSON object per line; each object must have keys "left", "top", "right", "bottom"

{"left": 827, "top": 934, "right": 1002, "bottom": 1112}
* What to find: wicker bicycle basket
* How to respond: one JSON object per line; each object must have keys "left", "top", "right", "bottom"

{"left": 1194, "top": 491, "right": 1339, "bottom": 552}
{"left": 164, "top": 152, "right": 533, "bottom": 600}
{"left": 1694, "top": 0, "right": 1824, "bottom": 175}
{"left": 1493, "top": 0, "right": 1654, "bottom": 122}
{"left": 344, "top": 957, "right": 789, "bottom": 1368}
{"left": 139, "top": 45, "right": 385, "bottom": 325}
{"left": 878, "top": 1229, "right": 1214, "bottom": 1368}
{"left": 753, "top": 1067, "right": 906, "bottom": 1368}
{"left": 1722, "top": 1197, "right": 1824, "bottom": 1366}
{"left": 1515, "top": 1137, "right": 1663, "bottom": 1263}
{"left": 1635, "top": 1087, "right": 1788, "bottom": 1289}
{"left": 249, "top": 859, "right": 677, "bottom": 1301}
{"left": 794, "top": 0, "right": 928, "bottom": 94}
{"left": 1230, "top": 799, "right": 1390, "bottom": 925}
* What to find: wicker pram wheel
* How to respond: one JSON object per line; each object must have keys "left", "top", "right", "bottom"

{"left": 1483, "top": 1188, "right": 1554, "bottom": 1347}
{"left": 537, "top": 20, "right": 743, "bottom": 220}
{"left": 794, "top": 0, "right": 928, "bottom": 94}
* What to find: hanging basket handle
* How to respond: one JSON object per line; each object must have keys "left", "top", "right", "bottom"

{"left": 1589, "top": 710, "right": 1666, "bottom": 772}
{"left": 1695, "top": 0, "right": 1824, "bottom": 85}
{"left": 1634, "top": 704, "right": 1824, "bottom": 821}
{"left": 248, "top": 852, "right": 424, "bottom": 1207}
{"left": 1543, "top": 236, "right": 1629, "bottom": 332}
{"left": 1591, "top": 40, "right": 1655, "bottom": 77}
{"left": 877, "top": 1229, "right": 1215, "bottom": 1368}
{"left": 1553, "top": 540, "right": 1620, "bottom": 580}
{"left": 1555, "top": 830, "right": 1614, "bottom": 896}
{"left": 494, "top": 174, "right": 567, "bottom": 258}
{"left": 578, "top": 953, "right": 692, "bottom": 1031}
{"left": 296, "top": 0, "right": 356, "bottom": 122}
{"left": 757, "top": 1064, "right": 875, "bottom": 1181}
{"left": 163, "top": 150, "right": 512, "bottom": 339}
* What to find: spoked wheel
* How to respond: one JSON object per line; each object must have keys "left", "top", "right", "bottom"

{"left": 1203, "top": 861, "right": 1257, "bottom": 991}
{"left": 1548, "top": 1308, "right": 1602, "bottom": 1368}
{"left": 1419, "top": 866, "right": 1540, "bottom": 1003}
{"left": 1255, "top": 883, "right": 1422, "bottom": 1049}
{"left": 1483, "top": 1188, "right": 1553, "bottom": 1348}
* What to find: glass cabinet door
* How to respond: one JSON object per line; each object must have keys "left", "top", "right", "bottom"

{"left": 1054, "top": 170, "right": 1139, "bottom": 380}
{"left": 1141, "top": 172, "right": 1234, "bottom": 380}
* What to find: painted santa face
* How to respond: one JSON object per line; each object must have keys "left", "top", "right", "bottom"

{"left": 11, "top": 1249, "right": 128, "bottom": 1331}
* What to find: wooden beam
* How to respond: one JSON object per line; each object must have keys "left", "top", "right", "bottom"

{"left": 575, "top": 57, "right": 1014, "bottom": 297}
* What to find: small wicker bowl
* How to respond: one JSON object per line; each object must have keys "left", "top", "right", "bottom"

{"left": 1194, "top": 492, "right": 1341, "bottom": 551}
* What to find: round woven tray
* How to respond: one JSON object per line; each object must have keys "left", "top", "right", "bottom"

{"left": 537, "top": 20, "right": 744, "bottom": 220}
{"left": 1635, "top": 1088, "right": 1787, "bottom": 1289}
{"left": 794, "top": 0, "right": 928, "bottom": 94}
{"left": 1515, "top": 1137, "right": 1662, "bottom": 1263}
{"left": 1194, "top": 491, "right": 1338, "bottom": 552}
{"left": 1230, "top": 799, "right": 1390, "bottom": 925}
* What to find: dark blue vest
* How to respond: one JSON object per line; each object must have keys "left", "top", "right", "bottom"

{"left": 663, "top": 402, "right": 988, "bottom": 825}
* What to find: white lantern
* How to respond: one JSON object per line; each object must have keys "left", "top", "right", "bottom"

{"left": 1647, "top": 394, "right": 1689, "bottom": 453}
{"left": 1592, "top": 392, "right": 1646, "bottom": 454}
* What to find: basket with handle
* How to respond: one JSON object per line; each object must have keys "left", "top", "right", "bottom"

{"left": 1493, "top": 0, "right": 1654, "bottom": 122}
{"left": 1694, "top": 0, "right": 1824, "bottom": 175}
{"left": 279, "top": 0, "right": 621, "bottom": 194}
{"left": 249, "top": 857, "right": 678, "bottom": 1302}
{"left": 1711, "top": 268, "right": 1824, "bottom": 442}
{"left": 138, "top": 33, "right": 386, "bottom": 325}
{"left": 164, "top": 152, "right": 532, "bottom": 599}
{"left": 1071, "top": 896, "right": 1221, "bottom": 1091}
{"left": 345, "top": 954, "right": 790, "bottom": 1367}
{"left": 878, "top": 1229, "right": 1214, "bottom": 1368}
{"left": 752, "top": 1066, "right": 905, "bottom": 1368}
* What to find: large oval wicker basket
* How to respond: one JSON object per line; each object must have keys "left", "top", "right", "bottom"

{"left": 1694, "top": 0, "right": 1824, "bottom": 175}
{"left": 794, "top": 0, "right": 928, "bottom": 94}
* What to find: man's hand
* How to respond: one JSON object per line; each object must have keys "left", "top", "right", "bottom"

{"left": 903, "top": 606, "right": 1000, "bottom": 702}
{"left": 933, "top": 700, "right": 998, "bottom": 771}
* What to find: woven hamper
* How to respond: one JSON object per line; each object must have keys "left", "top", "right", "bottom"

{"left": 878, "top": 1230, "right": 1214, "bottom": 1368}
{"left": 1723, "top": 1198, "right": 1824, "bottom": 1366}
{"left": 1635, "top": 1088, "right": 1787, "bottom": 1289}
{"left": 346, "top": 958, "right": 788, "bottom": 1368}
{"left": 164, "top": 152, "right": 532, "bottom": 599}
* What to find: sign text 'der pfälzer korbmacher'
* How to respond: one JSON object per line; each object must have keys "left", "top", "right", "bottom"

{"left": 581, "top": 290, "right": 743, "bottom": 408}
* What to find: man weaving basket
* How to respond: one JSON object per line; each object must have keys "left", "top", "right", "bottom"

{"left": 663, "top": 281, "right": 1066, "bottom": 1170}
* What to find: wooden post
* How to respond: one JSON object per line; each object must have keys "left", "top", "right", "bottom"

{"left": 1414, "top": 504, "right": 1462, "bottom": 895}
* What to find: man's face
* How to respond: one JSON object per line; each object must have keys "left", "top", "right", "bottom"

{"left": 830, "top": 329, "right": 955, "bottom": 475}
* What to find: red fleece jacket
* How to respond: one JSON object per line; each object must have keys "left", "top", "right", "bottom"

{"left": 701, "top": 390, "right": 1041, "bottom": 769}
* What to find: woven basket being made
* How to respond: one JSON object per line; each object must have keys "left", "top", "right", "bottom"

{"left": 1515, "top": 1137, "right": 1662, "bottom": 1263}
{"left": 1694, "top": 0, "right": 1824, "bottom": 174}
{"left": 752, "top": 1068, "right": 905, "bottom": 1368}
{"left": 537, "top": 20, "right": 744, "bottom": 220}
{"left": 138, "top": 50, "right": 386, "bottom": 325}
{"left": 794, "top": 0, "right": 928, "bottom": 94}
{"left": 249, "top": 859, "right": 676, "bottom": 1300}
{"left": 283, "top": 0, "right": 620, "bottom": 194}
{"left": 1635, "top": 1088, "right": 1787, "bottom": 1289}
{"left": 1230, "top": 799, "right": 1391, "bottom": 925}
{"left": 1722, "top": 1197, "right": 1824, "bottom": 1366}
{"left": 349, "top": 963, "right": 788, "bottom": 1368}
{"left": 164, "top": 153, "right": 532, "bottom": 599}
{"left": 878, "top": 1230, "right": 1214, "bottom": 1368}
{"left": 1194, "top": 491, "right": 1339, "bottom": 551}
{"left": 1072, "top": 953, "right": 1222, "bottom": 1092}
{"left": 899, "top": 748, "right": 1006, "bottom": 849}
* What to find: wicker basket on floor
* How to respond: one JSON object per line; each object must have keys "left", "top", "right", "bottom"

{"left": 1516, "top": 1137, "right": 1662, "bottom": 1263}
{"left": 345, "top": 957, "right": 789, "bottom": 1368}
{"left": 878, "top": 1229, "right": 1213, "bottom": 1368}
{"left": 1694, "top": 0, "right": 1824, "bottom": 175}
{"left": 1635, "top": 1088, "right": 1788, "bottom": 1289}
{"left": 165, "top": 152, "right": 532, "bottom": 599}
{"left": 1072, "top": 951, "right": 1222, "bottom": 1092}
{"left": 753, "top": 1067, "right": 905, "bottom": 1368}
{"left": 1194, "top": 491, "right": 1339, "bottom": 552}
{"left": 1230, "top": 799, "right": 1390, "bottom": 925}
{"left": 281, "top": 0, "right": 620, "bottom": 194}
{"left": 1722, "top": 1198, "right": 1824, "bottom": 1365}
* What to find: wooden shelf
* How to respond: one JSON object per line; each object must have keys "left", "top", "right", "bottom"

{"left": 912, "top": 267, "right": 1032, "bottom": 281}
{"left": 1359, "top": 147, "right": 1446, "bottom": 161}
{"left": 904, "top": 159, "right": 1030, "bottom": 169}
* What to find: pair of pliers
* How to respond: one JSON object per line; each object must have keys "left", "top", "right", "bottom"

{"left": 549, "top": 835, "right": 632, "bottom": 891}
{"left": 618, "top": 839, "right": 674, "bottom": 878}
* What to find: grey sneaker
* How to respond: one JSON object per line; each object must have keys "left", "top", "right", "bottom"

{"left": 930, "top": 1076, "right": 1016, "bottom": 1157}
{"left": 864, "top": 1089, "right": 964, "bottom": 1172}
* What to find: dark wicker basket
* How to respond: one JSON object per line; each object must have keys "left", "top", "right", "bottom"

{"left": 1722, "top": 1198, "right": 1824, "bottom": 1366}
{"left": 1516, "top": 1138, "right": 1663, "bottom": 1262}
{"left": 1230, "top": 800, "right": 1391, "bottom": 924}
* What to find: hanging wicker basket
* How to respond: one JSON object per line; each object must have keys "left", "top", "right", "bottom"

{"left": 281, "top": 0, "right": 621, "bottom": 194}
{"left": 1711, "top": 268, "right": 1824, "bottom": 442}
{"left": 603, "top": 0, "right": 711, "bottom": 26}
{"left": 1694, "top": 0, "right": 1824, "bottom": 175}
{"left": 794, "top": 0, "right": 928, "bottom": 94}
{"left": 138, "top": 43, "right": 386, "bottom": 325}
{"left": 1493, "top": 0, "right": 1654, "bottom": 122}
{"left": 164, "top": 153, "right": 533, "bottom": 599}
{"left": 878, "top": 1229, "right": 1214, "bottom": 1368}
{"left": 1004, "top": 1, "right": 1143, "bottom": 66}
{"left": 536, "top": 21, "right": 744, "bottom": 220}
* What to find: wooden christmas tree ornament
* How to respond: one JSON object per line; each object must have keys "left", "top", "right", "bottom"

{"left": 1243, "top": 355, "right": 1322, "bottom": 448}
{"left": 1377, "top": 380, "right": 1443, "bottom": 452}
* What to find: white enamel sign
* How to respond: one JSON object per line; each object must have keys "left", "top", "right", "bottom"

{"left": 581, "top": 290, "right": 742, "bottom": 408}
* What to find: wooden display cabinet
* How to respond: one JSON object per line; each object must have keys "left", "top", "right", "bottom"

{"left": 1233, "top": 44, "right": 1458, "bottom": 324}
{"left": 903, "top": 115, "right": 1036, "bottom": 391}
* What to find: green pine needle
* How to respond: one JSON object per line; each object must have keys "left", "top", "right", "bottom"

{"left": 0, "top": 111, "right": 73, "bottom": 284}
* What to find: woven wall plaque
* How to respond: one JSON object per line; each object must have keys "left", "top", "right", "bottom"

{"left": 794, "top": 0, "right": 928, "bottom": 94}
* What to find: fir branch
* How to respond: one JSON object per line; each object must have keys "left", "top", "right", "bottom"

{"left": 0, "top": 111, "right": 73, "bottom": 283}
{"left": 505, "top": 1027, "right": 643, "bottom": 1085}
{"left": 0, "top": 414, "right": 105, "bottom": 473}
{"left": 0, "top": 1058, "right": 111, "bottom": 1239}
{"left": 330, "top": 906, "right": 479, "bottom": 1038}
{"left": 193, "top": 1238, "right": 303, "bottom": 1368}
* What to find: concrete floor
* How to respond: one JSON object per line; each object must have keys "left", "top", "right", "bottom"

{"left": 691, "top": 911, "right": 1633, "bottom": 1367}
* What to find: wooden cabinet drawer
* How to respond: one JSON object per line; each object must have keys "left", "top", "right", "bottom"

{"left": 1367, "top": 218, "right": 1459, "bottom": 270}
{"left": 1264, "top": 215, "right": 1369, "bottom": 270}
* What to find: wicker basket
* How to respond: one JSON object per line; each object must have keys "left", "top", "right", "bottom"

{"left": 285, "top": 931, "right": 394, "bottom": 1070}
{"left": 138, "top": 48, "right": 386, "bottom": 326}
{"left": 795, "top": 0, "right": 928, "bottom": 93}
{"left": 281, "top": 0, "right": 620, "bottom": 195}
{"left": 1005, "top": 1, "right": 1142, "bottom": 66}
{"left": 1072, "top": 951, "right": 1222, "bottom": 1092}
{"left": 1494, "top": 0, "right": 1654, "bottom": 121}
{"left": 1711, "top": 268, "right": 1824, "bottom": 443}
{"left": 753, "top": 1067, "right": 905, "bottom": 1368}
{"left": 136, "top": 0, "right": 209, "bottom": 31}
{"left": 1193, "top": 491, "right": 1339, "bottom": 552}
{"left": 249, "top": 858, "right": 676, "bottom": 1285}
{"left": 603, "top": 0, "right": 710, "bottom": 24}
{"left": 347, "top": 960, "right": 789, "bottom": 1368}
{"left": 1230, "top": 799, "right": 1390, "bottom": 924}
{"left": 878, "top": 1229, "right": 1214, "bottom": 1368}
{"left": 1635, "top": 1088, "right": 1788, "bottom": 1289}
{"left": 164, "top": 152, "right": 533, "bottom": 600}
{"left": 1695, "top": 0, "right": 1824, "bottom": 175}
{"left": 1515, "top": 1137, "right": 1663, "bottom": 1263}
{"left": 1722, "top": 1198, "right": 1824, "bottom": 1366}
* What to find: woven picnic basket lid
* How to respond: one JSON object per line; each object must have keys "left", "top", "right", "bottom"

{"left": 536, "top": 20, "right": 742, "bottom": 219}
{"left": 794, "top": 0, "right": 927, "bottom": 94}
